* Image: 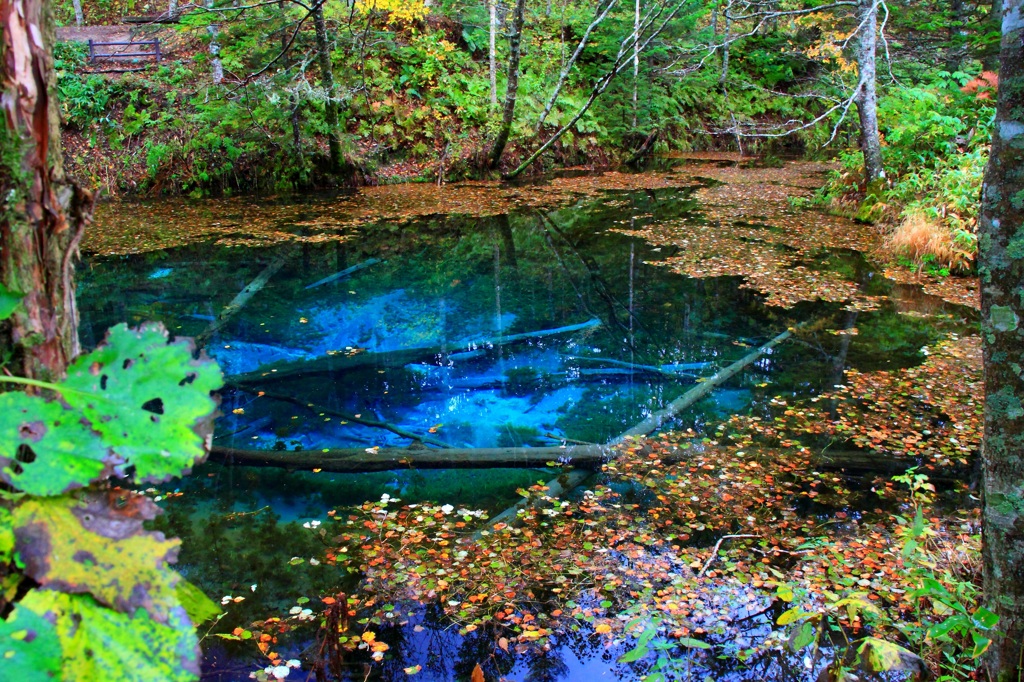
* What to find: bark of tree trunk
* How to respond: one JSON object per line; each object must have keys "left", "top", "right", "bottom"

{"left": 72, "top": 0, "right": 84, "bottom": 25}
{"left": 632, "top": 0, "right": 639, "bottom": 127}
{"left": 488, "top": 0, "right": 498, "bottom": 107}
{"left": 206, "top": 0, "right": 223, "bottom": 83}
{"left": 1, "top": 0, "right": 94, "bottom": 382}
{"left": 536, "top": 0, "right": 616, "bottom": 131}
{"left": 854, "top": 0, "right": 884, "bottom": 186}
{"left": 719, "top": 1, "right": 730, "bottom": 88}
{"left": 313, "top": 3, "right": 342, "bottom": 171}
{"left": 943, "top": 0, "right": 967, "bottom": 74}
{"left": 487, "top": 0, "right": 526, "bottom": 169}
{"left": 980, "top": 2, "right": 1024, "bottom": 679}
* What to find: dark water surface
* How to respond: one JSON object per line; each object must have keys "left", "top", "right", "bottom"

{"left": 77, "top": 169, "right": 974, "bottom": 681}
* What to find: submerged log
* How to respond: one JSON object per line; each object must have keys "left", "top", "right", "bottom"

{"left": 208, "top": 442, "right": 942, "bottom": 478}
{"left": 230, "top": 317, "right": 602, "bottom": 385}
{"left": 231, "top": 387, "right": 454, "bottom": 448}
{"left": 484, "top": 324, "right": 798, "bottom": 530}
{"left": 614, "top": 325, "right": 794, "bottom": 441}
{"left": 564, "top": 355, "right": 708, "bottom": 379}
{"left": 211, "top": 443, "right": 610, "bottom": 471}
{"left": 304, "top": 258, "right": 381, "bottom": 290}
{"left": 195, "top": 248, "right": 294, "bottom": 347}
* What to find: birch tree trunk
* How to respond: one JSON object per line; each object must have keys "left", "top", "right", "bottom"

{"left": 854, "top": 0, "right": 883, "bottom": 186}
{"left": 206, "top": 0, "right": 223, "bottom": 83}
{"left": 72, "top": 0, "right": 84, "bottom": 25}
{"left": 719, "top": 0, "right": 730, "bottom": 88}
{"left": 980, "top": 2, "right": 1024, "bottom": 679}
{"left": 486, "top": 0, "right": 526, "bottom": 168}
{"left": 536, "top": 0, "right": 617, "bottom": 130}
{"left": 1, "top": 0, "right": 94, "bottom": 381}
{"left": 489, "top": 0, "right": 498, "bottom": 107}
{"left": 313, "top": 3, "right": 342, "bottom": 171}
{"left": 632, "top": 0, "right": 639, "bottom": 126}
{"left": 168, "top": 0, "right": 178, "bottom": 19}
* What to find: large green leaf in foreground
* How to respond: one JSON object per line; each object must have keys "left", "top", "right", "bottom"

{"left": 0, "top": 392, "right": 109, "bottom": 496}
{"left": 0, "top": 597, "right": 62, "bottom": 681}
{"left": 14, "top": 494, "right": 182, "bottom": 622}
{"left": 62, "top": 323, "right": 222, "bottom": 482}
{"left": 18, "top": 591, "right": 200, "bottom": 681}
{"left": 0, "top": 324, "right": 222, "bottom": 494}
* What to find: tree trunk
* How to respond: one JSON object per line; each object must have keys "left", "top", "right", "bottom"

{"left": 943, "top": 0, "right": 967, "bottom": 73}
{"left": 313, "top": 3, "right": 342, "bottom": 171}
{"left": 536, "top": 0, "right": 617, "bottom": 131}
{"left": 72, "top": 0, "right": 84, "bottom": 25}
{"left": 1, "top": 0, "right": 94, "bottom": 382}
{"left": 854, "top": 0, "right": 884, "bottom": 186}
{"left": 487, "top": 0, "right": 526, "bottom": 169}
{"left": 980, "top": 2, "right": 1024, "bottom": 679}
{"left": 719, "top": 1, "right": 730, "bottom": 88}
{"left": 488, "top": 0, "right": 498, "bottom": 107}
{"left": 206, "top": 0, "right": 223, "bottom": 84}
{"left": 632, "top": 0, "right": 639, "bottom": 127}
{"left": 168, "top": 0, "right": 177, "bottom": 19}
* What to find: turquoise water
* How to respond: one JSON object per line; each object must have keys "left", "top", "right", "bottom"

{"left": 77, "top": 172, "right": 974, "bottom": 681}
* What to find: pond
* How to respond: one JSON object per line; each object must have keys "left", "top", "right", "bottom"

{"left": 77, "top": 159, "right": 977, "bottom": 681}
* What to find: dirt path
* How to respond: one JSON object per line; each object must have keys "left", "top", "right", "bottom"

{"left": 56, "top": 25, "right": 133, "bottom": 44}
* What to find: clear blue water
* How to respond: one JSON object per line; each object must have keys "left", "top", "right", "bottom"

{"left": 77, "top": 173, "right": 973, "bottom": 681}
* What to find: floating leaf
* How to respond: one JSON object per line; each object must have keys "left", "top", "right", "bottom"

{"left": 175, "top": 580, "right": 221, "bottom": 627}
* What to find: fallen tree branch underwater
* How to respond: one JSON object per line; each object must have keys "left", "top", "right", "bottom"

{"left": 228, "top": 317, "right": 603, "bottom": 385}
{"left": 195, "top": 247, "right": 295, "bottom": 348}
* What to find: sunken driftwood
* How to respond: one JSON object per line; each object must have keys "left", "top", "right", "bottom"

{"left": 304, "top": 257, "right": 381, "bottom": 290}
{"left": 195, "top": 248, "right": 294, "bottom": 347}
{"left": 210, "top": 443, "right": 611, "bottom": 471}
{"left": 230, "top": 387, "right": 454, "bottom": 449}
{"left": 482, "top": 324, "right": 797, "bottom": 530}
{"left": 564, "top": 355, "right": 710, "bottom": 379}
{"left": 229, "top": 317, "right": 603, "bottom": 385}
{"left": 208, "top": 442, "right": 932, "bottom": 477}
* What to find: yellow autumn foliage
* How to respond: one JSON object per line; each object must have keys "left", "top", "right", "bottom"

{"left": 328, "top": 0, "right": 429, "bottom": 24}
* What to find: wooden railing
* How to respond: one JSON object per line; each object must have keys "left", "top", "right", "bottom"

{"left": 87, "top": 39, "right": 161, "bottom": 63}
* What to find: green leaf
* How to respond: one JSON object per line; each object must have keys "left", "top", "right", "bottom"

{"left": 175, "top": 581, "right": 220, "bottom": 627}
{"left": 619, "top": 645, "right": 649, "bottom": 663}
{"left": 789, "top": 620, "right": 817, "bottom": 651}
{"left": 970, "top": 632, "right": 992, "bottom": 658}
{"left": 0, "top": 507, "right": 13, "bottom": 564}
{"left": 0, "top": 392, "right": 109, "bottom": 496}
{"left": 24, "top": 591, "right": 200, "bottom": 681}
{"left": 928, "top": 614, "right": 969, "bottom": 640}
{"left": 0, "top": 283, "right": 24, "bottom": 321}
{"left": 13, "top": 493, "right": 183, "bottom": 622}
{"left": 0, "top": 596, "right": 62, "bottom": 681}
{"left": 856, "top": 637, "right": 925, "bottom": 674}
{"left": 677, "top": 637, "right": 711, "bottom": 649}
{"left": 777, "top": 607, "right": 814, "bottom": 626}
{"left": 62, "top": 323, "right": 223, "bottom": 483}
{"left": 972, "top": 607, "right": 999, "bottom": 630}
